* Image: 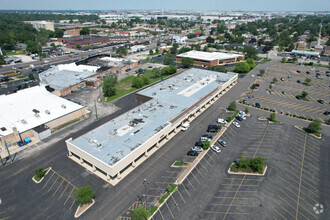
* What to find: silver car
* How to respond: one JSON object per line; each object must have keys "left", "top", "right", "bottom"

{"left": 191, "top": 146, "right": 204, "bottom": 152}
{"left": 233, "top": 121, "right": 240, "bottom": 128}
{"left": 211, "top": 145, "right": 221, "bottom": 153}
{"left": 217, "top": 139, "right": 227, "bottom": 147}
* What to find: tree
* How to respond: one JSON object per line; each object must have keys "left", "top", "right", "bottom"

{"left": 307, "top": 120, "right": 321, "bottom": 133}
{"left": 28, "top": 73, "right": 35, "bottom": 80}
{"left": 245, "top": 107, "right": 249, "bottom": 114}
{"left": 203, "top": 140, "right": 210, "bottom": 150}
{"left": 116, "top": 47, "right": 127, "bottom": 57}
{"left": 301, "top": 91, "right": 308, "bottom": 99}
{"left": 103, "top": 76, "right": 117, "bottom": 97}
{"left": 163, "top": 54, "right": 175, "bottom": 65}
{"left": 281, "top": 57, "right": 286, "bottom": 63}
{"left": 251, "top": 84, "right": 257, "bottom": 90}
{"left": 272, "top": 78, "right": 278, "bottom": 83}
{"left": 243, "top": 46, "right": 258, "bottom": 60}
{"left": 269, "top": 84, "right": 272, "bottom": 90}
{"left": 228, "top": 101, "right": 237, "bottom": 111}
{"left": 26, "top": 40, "right": 41, "bottom": 55}
{"left": 246, "top": 58, "right": 256, "bottom": 69}
{"left": 149, "top": 49, "right": 153, "bottom": 55}
{"left": 166, "top": 40, "right": 171, "bottom": 46}
{"left": 34, "top": 167, "right": 47, "bottom": 180}
{"left": 305, "top": 78, "right": 311, "bottom": 84}
{"left": 269, "top": 112, "right": 276, "bottom": 122}
{"left": 234, "top": 62, "right": 250, "bottom": 73}
{"left": 54, "top": 29, "right": 64, "bottom": 38}
{"left": 0, "top": 54, "right": 5, "bottom": 65}
{"left": 132, "top": 77, "right": 144, "bottom": 88}
{"left": 76, "top": 44, "right": 81, "bottom": 49}
{"left": 181, "top": 57, "right": 194, "bottom": 68}
{"left": 74, "top": 186, "right": 94, "bottom": 206}
{"left": 259, "top": 69, "right": 265, "bottom": 75}
{"left": 155, "top": 48, "right": 159, "bottom": 54}
{"left": 132, "top": 206, "right": 150, "bottom": 220}
{"left": 80, "top": 27, "right": 90, "bottom": 35}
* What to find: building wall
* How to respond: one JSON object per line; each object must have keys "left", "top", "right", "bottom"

{"left": 45, "top": 108, "right": 87, "bottom": 131}
{"left": 66, "top": 74, "right": 238, "bottom": 185}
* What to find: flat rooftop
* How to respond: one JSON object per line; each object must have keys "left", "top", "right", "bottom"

{"left": 40, "top": 63, "right": 99, "bottom": 90}
{"left": 177, "top": 50, "right": 243, "bottom": 61}
{"left": 70, "top": 68, "right": 237, "bottom": 167}
{"left": 0, "top": 86, "right": 84, "bottom": 136}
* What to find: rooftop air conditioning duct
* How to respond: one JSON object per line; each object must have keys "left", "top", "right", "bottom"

{"left": 45, "top": 110, "right": 50, "bottom": 115}
{"left": 61, "top": 104, "right": 66, "bottom": 109}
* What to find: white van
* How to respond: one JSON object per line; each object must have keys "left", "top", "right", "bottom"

{"left": 181, "top": 123, "right": 190, "bottom": 131}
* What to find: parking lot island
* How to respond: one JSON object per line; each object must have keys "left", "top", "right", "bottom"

{"left": 66, "top": 68, "right": 238, "bottom": 185}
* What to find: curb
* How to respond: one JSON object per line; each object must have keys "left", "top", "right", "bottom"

{"left": 32, "top": 167, "right": 52, "bottom": 184}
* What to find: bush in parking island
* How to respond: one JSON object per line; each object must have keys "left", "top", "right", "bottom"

{"left": 74, "top": 186, "right": 95, "bottom": 206}
{"left": 34, "top": 167, "right": 47, "bottom": 181}
{"left": 203, "top": 140, "right": 211, "bottom": 150}
{"left": 245, "top": 107, "right": 249, "bottom": 114}
{"left": 227, "top": 101, "right": 237, "bottom": 111}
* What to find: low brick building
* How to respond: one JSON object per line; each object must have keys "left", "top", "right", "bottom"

{"left": 57, "top": 36, "right": 130, "bottom": 49}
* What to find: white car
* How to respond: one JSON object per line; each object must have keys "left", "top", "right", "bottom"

{"left": 217, "top": 118, "right": 226, "bottom": 124}
{"left": 191, "top": 146, "right": 204, "bottom": 152}
{"left": 181, "top": 123, "right": 190, "bottom": 131}
{"left": 211, "top": 145, "right": 221, "bottom": 153}
{"left": 233, "top": 121, "right": 240, "bottom": 128}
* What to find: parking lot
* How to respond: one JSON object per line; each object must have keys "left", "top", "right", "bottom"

{"left": 241, "top": 63, "right": 329, "bottom": 122}
{"left": 150, "top": 115, "right": 328, "bottom": 220}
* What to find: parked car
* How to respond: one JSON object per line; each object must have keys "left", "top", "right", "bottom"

{"left": 211, "top": 145, "right": 221, "bottom": 153}
{"left": 207, "top": 125, "right": 220, "bottom": 133}
{"left": 218, "top": 118, "right": 226, "bottom": 124}
{"left": 232, "top": 121, "right": 240, "bottom": 128}
{"left": 191, "top": 146, "right": 204, "bottom": 152}
{"left": 187, "top": 150, "right": 199, "bottom": 156}
{"left": 306, "top": 71, "right": 310, "bottom": 74}
{"left": 255, "top": 103, "right": 261, "bottom": 108}
{"left": 200, "top": 134, "right": 212, "bottom": 142}
{"left": 181, "top": 122, "right": 190, "bottom": 131}
{"left": 296, "top": 95, "right": 302, "bottom": 100}
{"left": 324, "top": 111, "right": 330, "bottom": 116}
{"left": 282, "top": 91, "right": 286, "bottom": 94}
{"left": 280, "top": 77, "right": 284, "bottom": 81}
{"left": 316, "top": 76, "right": 323, "bottom": 79}
{"left": 148, "top": 66, "right": 153, "bottom": 68}
{"left": 235, "top": 115, "right": 243, "bottom": 121}
{"left": 217, "top": 139, "right": 227, "bottom": 147}
{"left": 318, "top": 100, "right": 325, "bottom": 104}
{"left": 242, "top": 99, "right": 247, "bottom": 104}
{"left": 288, "top": 75, "right": 292, "bottom": 78}
{"left": 297, "top": 80, "right": 302, "bottom": 83}
{"left": 297, "top": 70, "right": 301, "bottom": 73}
{"left": 195, "top": 141, "right": 204, "bottom": 148}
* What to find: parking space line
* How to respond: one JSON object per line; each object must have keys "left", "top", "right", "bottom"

{"left": 161, "top": 176, "right": 177, "bottom": 179}
{"left": 186, "top": 178, "right": 196, "bottom": 191}
{"left": 202, "top": 157, "right": 213, "bottom": 168}
{"left": 69, "top": 199, "right": 76, "bottom": 210}
{"left": 158, "top": 207, "right": 165, "bottom": 220}
{"left": 64, "top": 188, "right": 75, "bottom": 206}
{"left": 205, "top": 211, "right": 249, "bottom": 215}
{"left": 165, "top": 201, "right": 175, "bottom": 219}
{"left": 297, "top": 133, "right": 309, "bottom": 219}
{"left": 218, "top": 190, "right": 256, "bottom": 193}
{"left": 146, "top": 195, "right": 161, "bottom": 198}
{"left": 276, "top": 202, "right": 295, "bottom": 219}
{"left": 190, "top": 172, "right": 201, "bottom": 185}
{"left": 224, "top": 177, "right": 244, "bottom": 180}
{"left": 0, "top": 217, "right": 11, "bottom": 220}
{"left": 47, "top": 176, "right": 59, "bottom": 192}
{"left": 52, "top": 179, "right": 64, "bottom": 197}
{"left": 181, "top": 184, "right": 191, "bottom": 197}
{"left": 51, "top": 170, "right": 76, "bottom": 189}
{"left": 167, "top": 170, "right": 180, "bottom": 173}
{"left": 155, "top": 182, "right": 174, "bottom": 185}
{"left": 274, "top": 208, "right": 287, "bottom": 220}
{"left": 222, "top": 176, "right": 246, "bottom": 220}
{"left": 210, "top": 203, "right": 252, "bottom": 207}
{"left": 195, "top": 166, "right": 204, "bottom": 177}
{"left": 281, "top": 176, "right": 319, "bottom": 198}
{"left": 279, "top": 196, "right": 309, "bottom": 220}
{"left": 282, "top": 174, "right": 318, "bottom": 193}
{"left": 199, "top": 162, "right": 209, "bottom": 172}
{"left": 58, "top": 183, "right": 69, "bottom": 200}
{"left": 171, "top": 195, "right": 180, "bottom": 211}
{"left": 149, "top": 188, "right": 166, "bottom": 191}
{"left": 176, "top": 188, "right": 186, "bottom": 203}
{"left": 253, "top": 125, "right": 270, "bottom": 158}
{"left": 43, "top": 172, "right": 55, "bottom": 189}
{"left": 207, "top": 154, "right": 216, "bottom": 163}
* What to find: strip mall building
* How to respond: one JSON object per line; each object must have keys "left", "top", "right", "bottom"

{"left": 66, "top": 68, "right": 238, "bottom": 185}
{"left": 176, "top": 50, "right": 245, "bottom": 66}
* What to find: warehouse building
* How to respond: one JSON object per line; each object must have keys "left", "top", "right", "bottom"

{"left": 66, "top": 68, "right": 238, "bottom": 185}
{"left": 0, "top": 86, "right": 87, "bottom": 156}
{"left": 39, "top": 63, "right": 101, "bottom": 96}
{"left": 176, "top": 50, "right": 245, "bottom": 66}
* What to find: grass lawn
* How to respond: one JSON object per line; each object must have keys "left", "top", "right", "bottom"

{"left": 103, "top": 70, "right": 171, "bottom": 103}
{"left": 17, "top": 75, "right": 27, "bottom": 79}
{"left": 5, "top": 71, "right": 16, "bottom": 75}
{"left": 173, "top": 161, "right": 188, "bottom": 166}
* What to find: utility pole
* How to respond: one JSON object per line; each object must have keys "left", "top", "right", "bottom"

{"left": 94, "top": 100, "right": 98, "bottom": 120}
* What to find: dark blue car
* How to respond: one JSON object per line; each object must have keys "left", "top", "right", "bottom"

{"left": 235, "top": 115, "right": 243, "bottom": 121}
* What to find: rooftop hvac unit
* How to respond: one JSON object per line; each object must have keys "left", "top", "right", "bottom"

{"left": 61, "top": 104, "right": 66, "bottom": 109}
{"left": 21, "top": 119, "right": 27, "bottom": 124}
{"left": 34, "top": 113, "right": 40, "bottom": 118}
{"left": 45, "top": 110, "right": 50, "bottom": 115}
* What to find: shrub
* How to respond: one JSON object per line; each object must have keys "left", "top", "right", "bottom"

{"left": 269, "top": 113, "right": 276, "bottom": 122}
{"left": 227, "top": 115, "right": 233, "bottom": 122}
{"left": 132, "top": 77, "right": 144, "bottom": 88}
{"left": 149, "top": 206, "right": 158, "bottom": 215}
{"left": 203, "top": 140, "right": 210, "bottom": 150}
{"left": 34, "top": 167, "right": 47, "bottom": 181}
{"left": 227, "top": 101, "right": 237, "bottom": 111}
{"left": 74, "top": 186, "right": 95, "bottom": 206}
{"left": 132, "top": 206, "right": 150, "bottom": 220}
{"left": 307, "top": 120, "right": 322, "bottom": 133}
{"left": 245, "top": 107, "right": 249, "bottom": 114}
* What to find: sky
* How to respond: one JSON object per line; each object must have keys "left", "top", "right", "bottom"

{"left": 0, "top": 0, "right": 329, "bottom": 11}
